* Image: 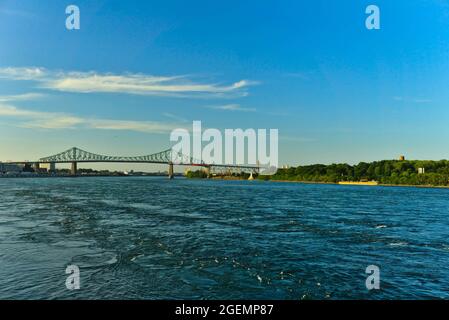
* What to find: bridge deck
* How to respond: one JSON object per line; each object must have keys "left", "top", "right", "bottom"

{"left": 7, "top": 160, "right": 259, "bottom": 169}
{"left": 5, "top": 147, "right": 260, "bottom": 171}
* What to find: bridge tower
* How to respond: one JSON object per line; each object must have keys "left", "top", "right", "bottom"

{"left": 168, "top": 162, "right": 174, "bottom": 179}
{"left": 71, "top": 162, "right": 77, "bottom": 176}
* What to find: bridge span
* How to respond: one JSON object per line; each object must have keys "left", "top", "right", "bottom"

{"left": 7, "top": 147, "right": 260, "bottom": 178}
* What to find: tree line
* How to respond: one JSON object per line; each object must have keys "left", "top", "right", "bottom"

{"left": 265, "top": 160, "right": 449, "bottom": 186}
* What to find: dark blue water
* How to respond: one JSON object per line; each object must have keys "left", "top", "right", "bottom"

{"left": 1, "top": 177, "right": 448, "bottom": 299}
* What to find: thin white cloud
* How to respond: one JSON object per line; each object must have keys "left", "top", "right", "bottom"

{"left": 0, "top": 67, "right": 46, "bottom": 80}
{"left": 208, "top": 104, "right": 256, "bottom": 112}
{"left": 162, "top": 112, "right": 189, "bottom": 123}
{"left": 0, "top": 103, "right": 180, "bottom": 133}
{"left": 23, "top": 116, "right": 85, "bottom": 129}
{"left": 87, "top": 119, "right": 178, "bottom": 134}
{"left": 0, "top": 8, "right": 37, "bottom": 18}
{"left": 0, "top": 92, "right": 45, "bottom": 102}
{"left": 0, "top": 67, "right": 256, "bottom": 98}
{"left": 0, "top": 104, "right": 40, "bottom": 117}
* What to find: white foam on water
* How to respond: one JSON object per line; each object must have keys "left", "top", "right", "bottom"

{"left": 129, "top": 203, "right": 162, "bottom": 210}
{"left": 130, "top": 254, "right": 144, "bottom": 262}
{"left": 388, "top": 241, "right": 408, "bottom": 247}
{"left": 106, "top": 256, "right": 118, "bottom": 265}
{"left": 100, "top": 199, "right": 121, "bottom": 206}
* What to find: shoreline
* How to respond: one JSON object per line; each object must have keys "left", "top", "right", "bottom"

{"left": 0, "top": 174, "right": 180, "bottom": 179}
{"left": 268, "top": 179, "right": 449, "bottom": 190}
{"left": 2, "top": 174, "right": 449, "bottom": 190}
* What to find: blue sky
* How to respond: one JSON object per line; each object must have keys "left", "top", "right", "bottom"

{"left": 1, "top": 0, "right": 449, "bottom": 170}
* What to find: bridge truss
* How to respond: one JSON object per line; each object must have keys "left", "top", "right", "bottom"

{"left": 37, "top": 147, "right": 259, "bottom": 173}
{"left": 38, "top": 147, "right": 196, "bottom": 164}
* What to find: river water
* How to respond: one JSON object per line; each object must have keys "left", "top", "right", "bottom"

{"left": 0, "top": 177, "right": 448, "bottom": 299}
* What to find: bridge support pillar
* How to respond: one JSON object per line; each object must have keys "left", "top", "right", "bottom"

{"left": 168, "top": 162, "right": 174, "bottom": 179}
{"left": 71, "top": 162, "right": 77, "bottom": 176}
{"left": 33, "top": 162, "right": 40, "bottom": 172}
{"left": 204, "top": 166, "right": 210, "bottom": 178}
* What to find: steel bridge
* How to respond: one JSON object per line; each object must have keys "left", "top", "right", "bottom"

{"left": 8, "top": 147, "right": 259, "bottom": 178}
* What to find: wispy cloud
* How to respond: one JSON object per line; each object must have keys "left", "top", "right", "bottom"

{"left": 0, "top": 8, "right": 37, "bottom": 19}
{"left": 0, "top": 103, "right": 180, "bottom": 133}
{"left": 162, "top": 112, "right": 189, "bottom": 123}
{"left": 0, "top": 92, "right": 45, "bottom": 102}
{"left": 85, "top": 119, "right": 178, "bottom": 133}
{"left": 0, "top": 104, "right": 47, "bottom": 118}
{"left": 0, "top": 67, "right": 256, "bottom": 98}
{"left": 0, "top": 67, "right": 46, "bottom": 80}
{"left": 207, "top": 104, "right": 256, "bottom": 112}
{"left": 393, "top": 96, "right": 432, "bottom": 104}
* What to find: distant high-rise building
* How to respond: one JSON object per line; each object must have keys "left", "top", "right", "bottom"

{"left": 399, "top": 155, "right": 405, "bottom": 161}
